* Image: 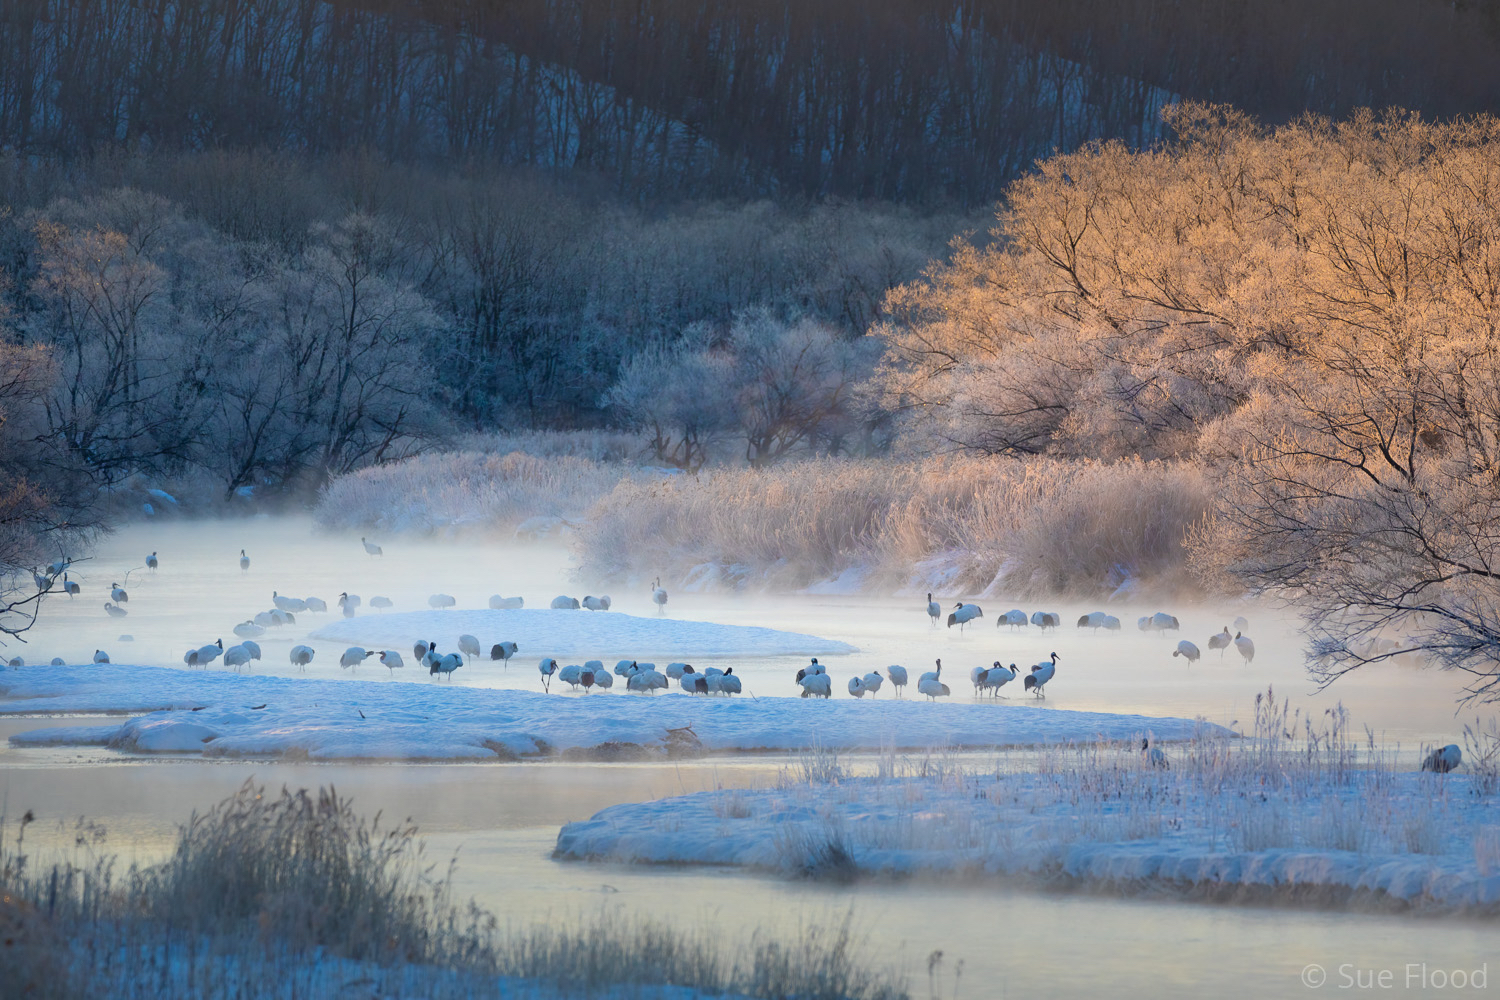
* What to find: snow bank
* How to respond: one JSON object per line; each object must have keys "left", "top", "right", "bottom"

{"left": 556, "top": 771, "right": 1500, "bottom": 913}
{"left": 0, "top": 663, "right": 1224, "bottom": 760}
{"left": 309, "top": 608, "right": 858, "bottom": 658}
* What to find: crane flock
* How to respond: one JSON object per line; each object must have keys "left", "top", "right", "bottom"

{"left": 2, "top": 538, "right": 1467, "bottom": 776}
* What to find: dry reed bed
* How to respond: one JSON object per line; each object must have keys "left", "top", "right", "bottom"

{"left": 313, "top": 448, "right": 1212, "bottom": 595}
{"left": 576, "top": 456, "right": 1212, "bottom": 596}
{"left": 0, "top": 782, "right": 906, "bottom": 1000}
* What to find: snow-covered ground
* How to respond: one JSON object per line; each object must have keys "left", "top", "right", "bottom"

{"left": 308, "top": 608, "right": 857, "bottom": 658}
{"left": 556, "top": 763, "right": 1500, "bottom": 913}
{"left": 0, "top": 663, "right": 1224, "bottom": 760}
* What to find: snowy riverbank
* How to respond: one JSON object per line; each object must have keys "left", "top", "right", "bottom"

{"left": 555, "top": 764, "right": 1500, "bottom": 914}
{"left": 0, "top": 663, "right": 1224, "bottom": 760}
{"left": 308, "top": 608, "right": 858, "bottom": 658}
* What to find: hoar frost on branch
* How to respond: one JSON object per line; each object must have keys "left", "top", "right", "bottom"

{"left": 876, "top": 103, "right": 1500, "bottom": 702}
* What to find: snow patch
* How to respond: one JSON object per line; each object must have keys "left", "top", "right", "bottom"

{"left": 1, "top": 663, "right": 1225, "bottom": 760}
{"left": 309, "top": 608, "right": 856, "bottom": 658}
{"left": 556, "top": 772, "right": 1500, "bottom": 912}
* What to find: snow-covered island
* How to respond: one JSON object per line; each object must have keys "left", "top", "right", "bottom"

{"left": 0, "top": 662, "right": 1223, "bottom": 760}
{"left": 556, "top": 741, "right": 1500, "bottom": 914}
{"left": 308, "top": 608, "right": 858, "bottom": 658}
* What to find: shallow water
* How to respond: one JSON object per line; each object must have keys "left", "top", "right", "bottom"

{"left": 5, "top": 517, "right": 1485, "bottom": 747}
{"left": 1, "top": 742, "right": 1495, "bottom": 1000}
{"left": 4, "top": 518, "right": 1497, "bottom": 997}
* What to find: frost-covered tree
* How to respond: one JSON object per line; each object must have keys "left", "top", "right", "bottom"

{"left": 880, "top": 102, "right": 1500, "bottom": 702}
{"left": 606, "top": 333, "right": 735, "bottom": 472}
{"left": 729, "top": 313, "right": 876, "bottom": 467}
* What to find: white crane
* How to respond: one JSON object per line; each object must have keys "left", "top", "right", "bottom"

{"left": 626, "top": 663, "right": 668, "bottom": 693}
{"left": 979, "top": 661, "right": 1018, "bottom": 696}
{"left": 223, "top": 644, "right": 252, "bottom": 671}
{"left": 927, "top": 593, "right": 941, "bottom": 625}
{"left": 1000, "top": 609, "right": 1028, "bottom": 629}
{"left": 362, "top": 537, "right": 383, "bottom": 556}
{"left": 795, "top": 658, "right": 826, "bottom": 683}
{"left": 582, "top": 660, "right": 605, "bottom": 693}
{"left": 146, "top": 552, "right": 158, "bottom": 571}
{"left": 539, "top": 657, "right": 559, "bottom": 692}
{"left": 1024, "top": 652, "right": 1059, "bottom": 697}
{"left": 969, "top": 664, "right": 988, "bottom": 695}
{"left": 1173, "top": 640, "right": 1201, "bottom": 664}
{"left": 1077, "top": 611, "right": 1107, "bottom": 630}
{"left": 62, "top": 574, "right": 80, "bottom": 597}
{"left": 665, "top": 662, "right": 692, "bottom": 679}
{"left": 272, "top": 592, "right": 306, "bottom": 613}
{"left": 340, "top": 647, "right": 375, "bottom": 669}
{"left": 234, "top": 621, "right": 265, "bottom": 638}
{"left": 50, "top": 657, "right": 64, "bottom": 666}
{"left": 592, "top": 668, "right": 614, "bottom": 690}
{"left": 431, "top": 652, "right": 462, "bottom": 679}
{"left": 848, "top": 675, "right": 867, "bottom": 698}
{"left": 714, "top": 667, "right": 741, "bottom": 695}
{"left": 338, "top": 592, "right": 361, "bottom": 617}
{"left": 489, "top": 595, "right": 524, "bottom": 610}
{"left": 861, "top": 670, "right": 884, "bottom": 696}
{"left": 582, "top": 595, "right": 612, "bottom": 611}
{"left": 190, "top": 639, "right": 224, "bottom": 668}
{"left": 303, "top": 596, "right": 327, "bottom": 613}
{"left": 370, "top": 596, "right": 393, "bottom": 610}
{"left": 414, "top": 639, "right": 433, "bottom": 662}
{"left": 428, "top": 594, "right": 456, "bottom": 609}
{"left": 798, "top": 672, "right": 833, "bottom": 698}
{"left": 458, "top": 634, "right": 482, "bottom": 661}
{"left": 289, "top": 645, "right": 315, "bottom": 669}
{"left": 1208, "top": 627, "right": 1232, "bottom": 657}
{"left": 110, "top": 582, "right": 128, "bottom": 603}
{"left": 1234, "top": 632, "right": 1256, "bottom": 664}
{"left": 92, "top": 650, "right": 109, "bottom": 663}
{"left": 379, "top": 650, "right": 404, "bottom": 675}
{"left": 1233, "top": 615, "right": 1250, "bottom": 633}
{"left": 946, "top": 603, "right": 983, "bottom": 630}
{"left": 1031, "top": 611, "right": 1059, "bottom": 630}
{"left": 559, "top": 663, "right": 585, "bottom": 690}
{"left": 652, "top": 578, "right": 668, "bottom": 613}
{"left": 104, "top": 603, "right": 127, "bottom": 618}
{"left": 917, "top": 673, "right": 950, "bottom": 700}
{"left": 1421, "top": 744, "right": 1462, "bottom": 773}
{"left": 549, "top": 595, "right": 580, "bottom": 609}
{"left": 886, "top": 664, "right": 908, "bottom": 697}
{"left": 241, "top": 640, "right": 261, "bottom": 662}
{"left": 239, "top": 549, "right": 250, "bottom": 572}
{"left": 491, "top": 641, "right": 518, "bottom": 664}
